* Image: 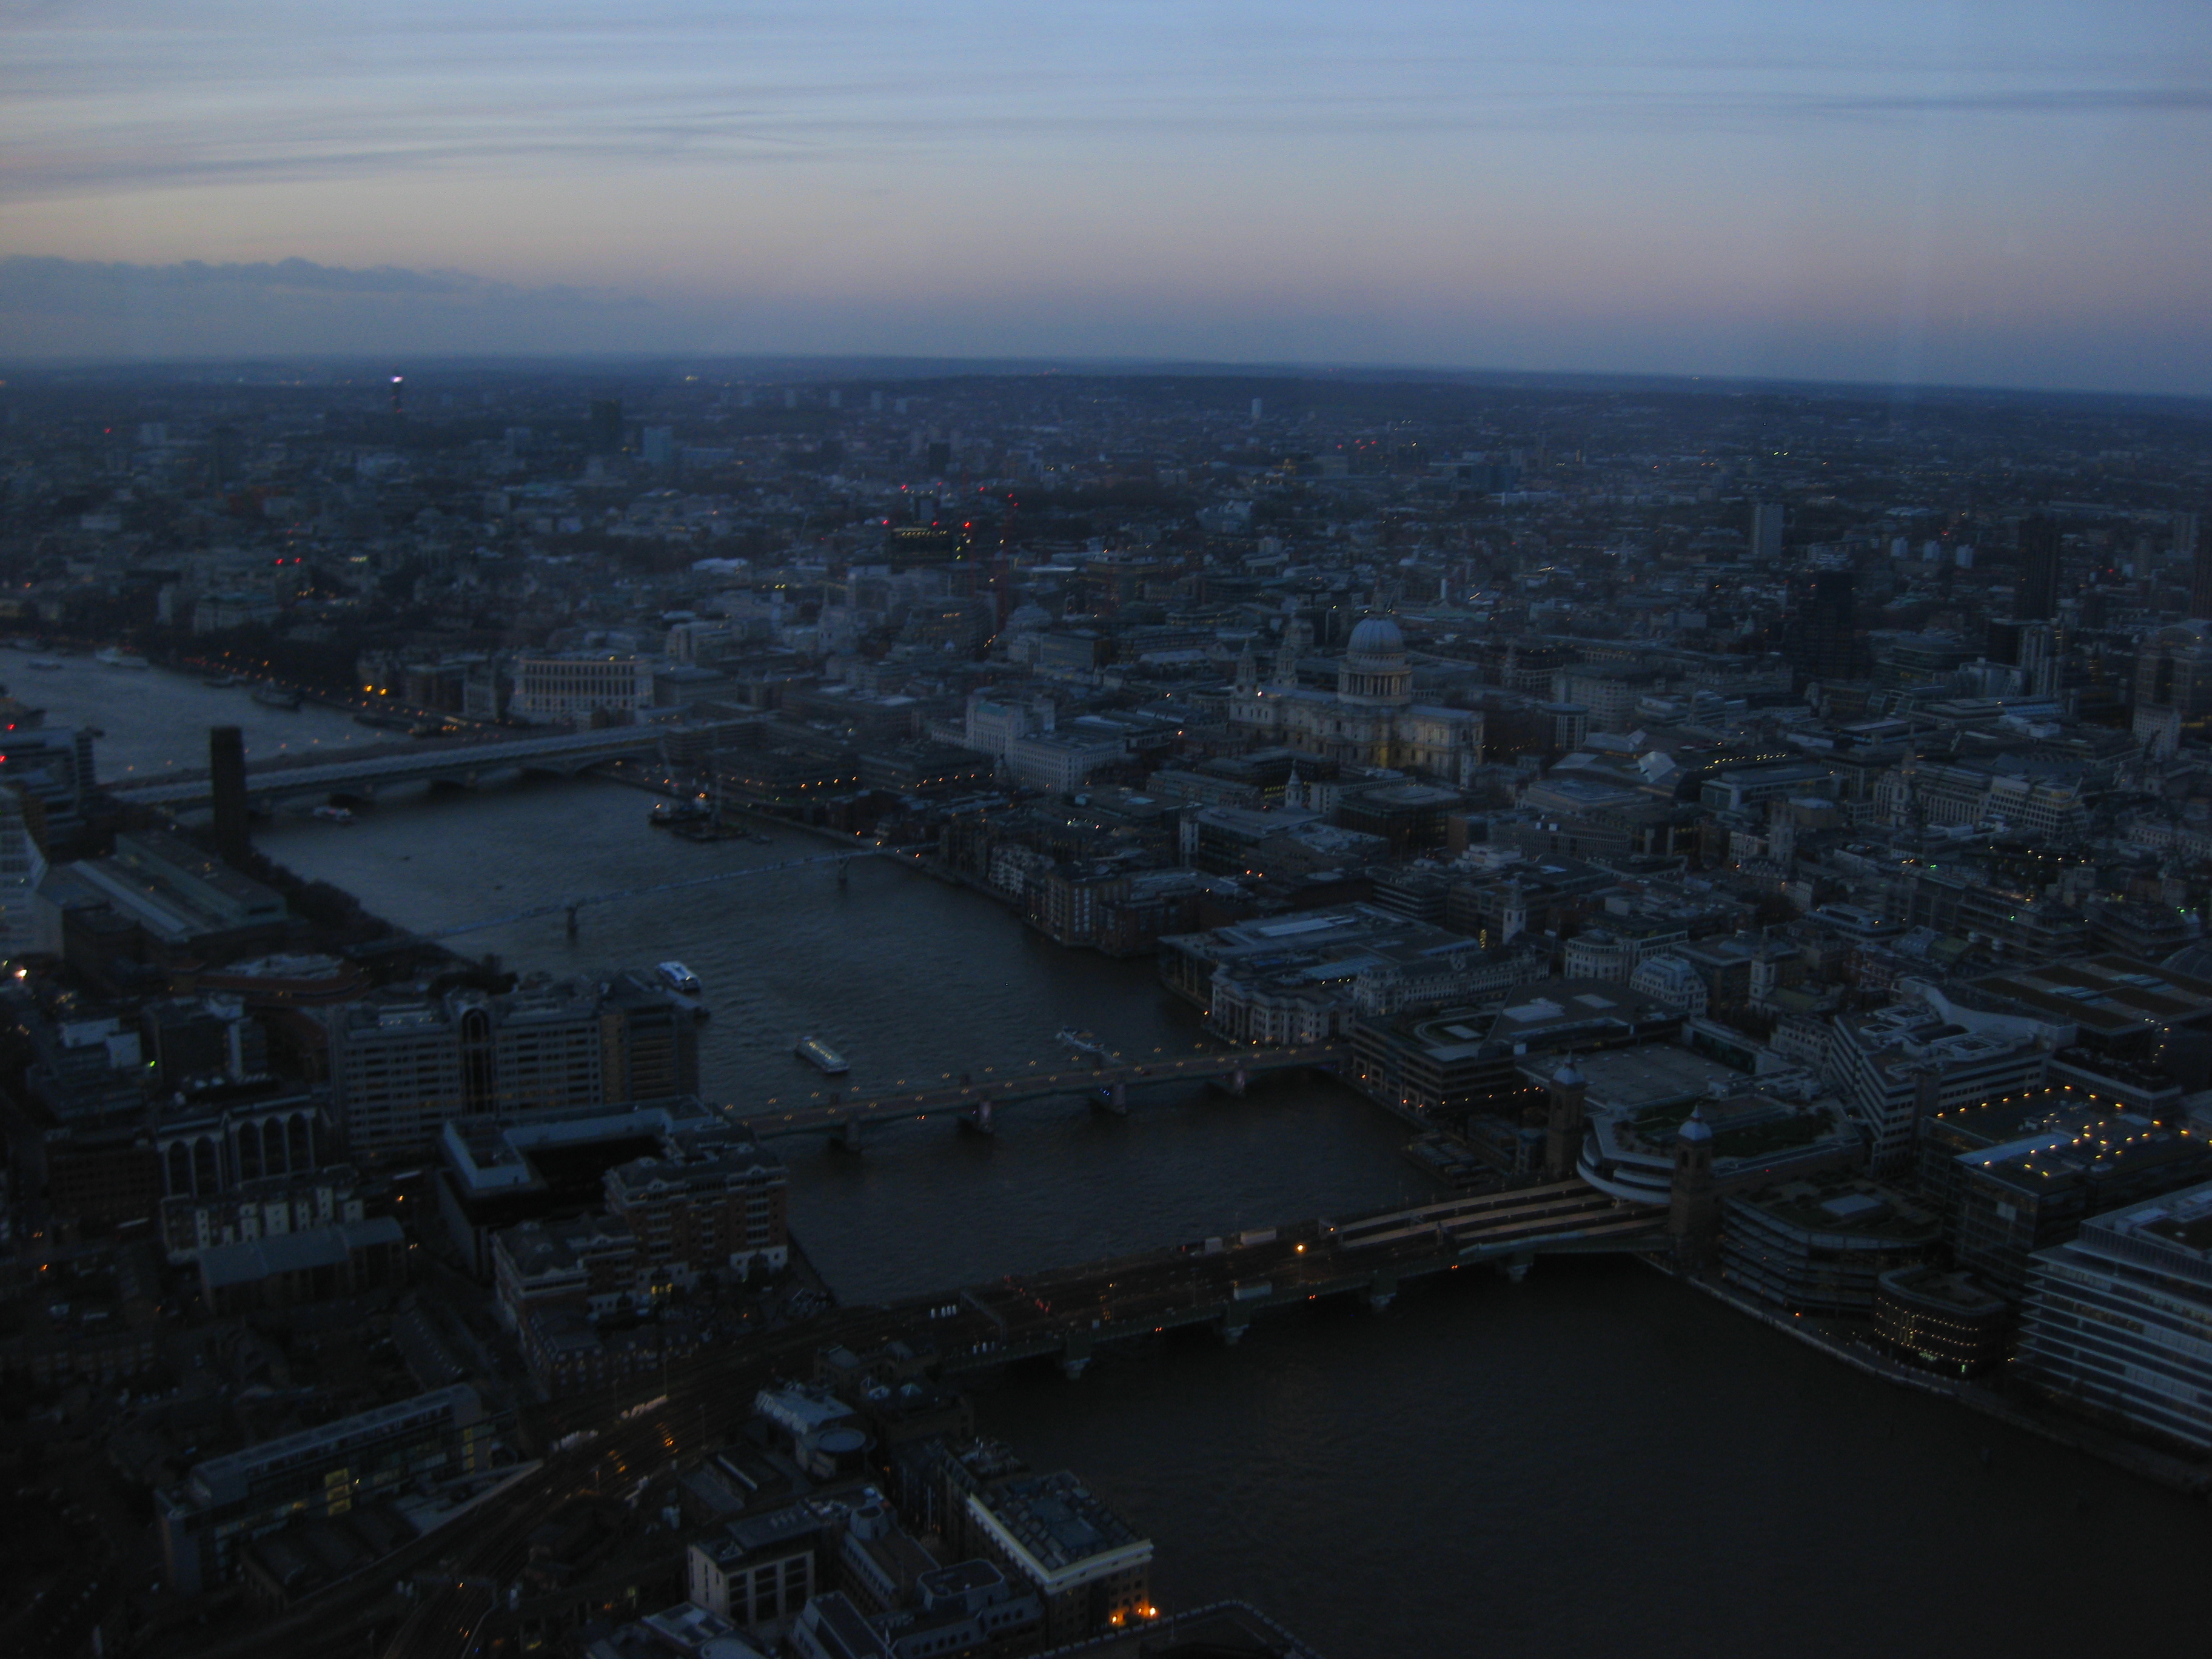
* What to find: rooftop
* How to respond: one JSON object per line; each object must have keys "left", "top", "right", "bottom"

{"left": 973, "top": 1471, "right": 1148, "bottom": 1577}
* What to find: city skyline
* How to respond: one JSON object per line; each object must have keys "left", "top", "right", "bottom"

{"left": 5, "top": 1, "right": 2212, "bottom": 394}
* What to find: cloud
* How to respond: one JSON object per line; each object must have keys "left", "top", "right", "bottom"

{"left": 0, "top": 255, "right": 677, "bottom": 358}
{"left": 3, "top": 4, "right": 2209, "bottom": 199}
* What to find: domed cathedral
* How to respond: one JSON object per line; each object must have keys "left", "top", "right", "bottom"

{"left": 1229, "top": 612, "right": 1484, "bottom": 783}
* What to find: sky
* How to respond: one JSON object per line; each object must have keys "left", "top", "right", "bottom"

{"left": 2, "top": 1, "right": 2209, "bottom": 394}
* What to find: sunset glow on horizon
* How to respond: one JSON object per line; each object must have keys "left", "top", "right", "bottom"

{"left": 3, "top": 1, "right": 2210, "bottom": 393}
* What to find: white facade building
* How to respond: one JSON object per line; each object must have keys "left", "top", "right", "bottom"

{"left": 2018, "top": 1181, "right": 2212, "bottom": 1450}
{"left": 509, "top": 654, "right": 654, "bottom": 722}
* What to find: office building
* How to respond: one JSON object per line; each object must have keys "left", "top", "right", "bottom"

{"left": 1785, "top": 569, "right": 1866, "bottom": 687}
{"left": 329, "top": 973, "right": 697, "bottom": 1155}
{"left": 1946, "top": 1118, "right": 2212, "bottom": 1299}
{"left": 588, "top": 398, "right": 623, "bottom": 455}
{"left": 158, "top": 1385, "right": 495, "bottom": 1592}
{"left": 0, "top": 726, "right": 96, "bottom": 842}
{"left": 0, "top": 783, "right": 52, "bottom": 958}
{"left": 2015, "top": 515, "right": 2060, "bottom": 621}
{"left": 2180, "top": 510, "right": 2208, "bottom": 619}
{"left": 1162, "top": 904, "right": 1544, "bottom": 1045}
{"left": 2017, "top": 1181, "right": 2212, "bottom": 1450}
{"left": 965, "top": 1472, "right": 1151, "bottom": 1645}
{"left": 437, "top": 1096, "right": 748, "bottom": 1271}
{"left": 1873, "top": 1266, "right": 2008, "bottom": 1375}
{"left": 1750, "top": 501, "right": 1785, "bottom": 560}
{"left": 685, "top": 1513, "right": 827, "bottom": 1646}
{"left": 1719, "top": 1175, "right": 1940, "bottom": 1313}
{"left": 508, "top": 654, "right": 654, "bottom": 722}
{"left": 1825, "top": 988, "right": 2049, "bottom": 1174}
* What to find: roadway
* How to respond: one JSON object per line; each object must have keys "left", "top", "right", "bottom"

{"left": 735, "top": 1042, "right": 1346, "bottom": 1141}
{"left": 106, "top": 722, "right": 748, "bottom": 808}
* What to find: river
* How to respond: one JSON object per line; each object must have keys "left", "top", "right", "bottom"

{"left": 68, "top": 668, "right": 2212, "bottom": 1657}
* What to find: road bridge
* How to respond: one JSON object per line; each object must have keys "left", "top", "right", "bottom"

{"left": 107, "top": 721, "right": 748, "bottom": 810}
{"left": 734, "top": 1041, "right": 1346, "bottom": 1147}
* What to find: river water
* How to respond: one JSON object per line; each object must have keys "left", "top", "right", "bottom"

{"left": 66, "top": 667, "right": 2212, "bottom": 1657}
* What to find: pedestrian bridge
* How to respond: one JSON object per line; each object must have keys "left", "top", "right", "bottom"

{"left": 106, "top": 722, "right": 747, "bottom": 809}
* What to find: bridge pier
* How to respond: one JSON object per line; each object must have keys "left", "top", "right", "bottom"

{"left": 1059, "top": 1336, "right": 1093, "bottom": 1380}
{"left": 837, "top": 1118, "right": 866, "bottom": 1153}
{"left": 1502, "top": 1252, "right": 1534, "bottom": 1284}
{"left": 962, "top": 1101, "right": 995, "bottom": 1136}
{"left": 1218, "top": 1318, "right": 1248, "bottom": 1346}
{"left": 1364, "top": 1274, "right": 1398, "bottom": 1313}
{"left": 1092, "top": 1082, "right": 1128, "bottom": 1116}
{"left": 1230, "top": 1066, "right": 1248, "bottom": 1096}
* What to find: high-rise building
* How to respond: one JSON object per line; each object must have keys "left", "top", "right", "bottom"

{"left": 2178, "top": 511, "right": 2212, "bottom": 620}
{"left": 1749, "top": 501, "right": 1785, "bottom": 560}
{"left": 1783, "top": 569, "right": 1865, "bottom": 687}
{"left": 0, "top": 783, "right": 51, "bottom": 959}
{"left": 642, "top": 425, "right": 675, "bottom": 467}
{"left": 588, "top": 398, "right": 623, "bottom": 454}
{"left": 2015, "top": 515, "right": 2061, "bottom": 621}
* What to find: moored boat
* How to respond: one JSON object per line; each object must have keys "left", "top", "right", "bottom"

{"left": 251, "top": 684, "right": 302, "bottom": 710}
{"left": 795, "top": 1036, "right": 850, "bottom": 1074}
{"left": 95, "top": 647, "right": 150, "bottom": 669}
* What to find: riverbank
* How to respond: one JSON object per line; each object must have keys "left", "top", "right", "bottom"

{"left": 1651, "top": 1255, "right": 2212, "bottom": 1500}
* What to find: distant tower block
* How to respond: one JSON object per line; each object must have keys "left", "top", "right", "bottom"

{"left": 1750, "top": 501, "right": 1785, "bottom": 561}
{"left": 210, "top": 725, "right": 250, "bottom": 866}
{"left": 2016, "top": 515, "right": 2061, "bottom": 622}
{"left": 1250, "top": 397, "right": 1264, "bottom": 422}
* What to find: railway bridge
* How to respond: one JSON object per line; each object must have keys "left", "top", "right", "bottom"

{"left": 886, "top": 1179, "right": 1667, "bottom": 1379}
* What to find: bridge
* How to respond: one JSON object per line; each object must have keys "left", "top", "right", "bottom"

{"left": 911, "top": 1179, "right": 1667, "bottom": 1378}
{"left": 423, "top": 849, "right": 882, "bottom": 940}
{"left": 105, "top": 722, "right": 748, "bottom": 810}
{"left": 268, "top": 1177, "right": 1664, "bottom": 1659}
{"left": 733, "top": 1041, "right": 1346, "bottom": 1147}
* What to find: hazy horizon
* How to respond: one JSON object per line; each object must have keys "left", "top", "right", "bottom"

{"left": 5, "top": 3, "right": 2210, "bottom": 397}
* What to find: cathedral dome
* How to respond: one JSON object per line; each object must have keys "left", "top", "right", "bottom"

{"left": 1337, "top": 613, "right": 1412, "bottom": 708}
{"left": 1345, "top": 615, "right": 1407, "bottom": 662}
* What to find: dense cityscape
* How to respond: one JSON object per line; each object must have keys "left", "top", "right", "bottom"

{"left": 2, "top": 360, "right": 2212, "bottom": 1657}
